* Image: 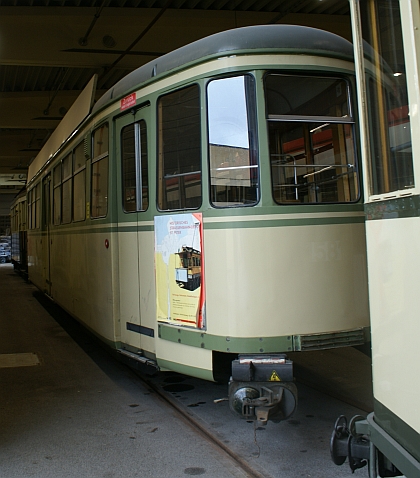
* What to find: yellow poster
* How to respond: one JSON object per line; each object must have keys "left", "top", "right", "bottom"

{"left": 154, "top": 213, "right": 205, "bottom": 328}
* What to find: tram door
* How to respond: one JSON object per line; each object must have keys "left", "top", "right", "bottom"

{"left": 115, "top": 105, "right": 150, "bottom": 352}
{"left": 42, "top": 174, "right": 52, "bottom": 296}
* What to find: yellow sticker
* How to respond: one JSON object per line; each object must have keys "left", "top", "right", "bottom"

{"left": 270, "top": 370, "right": 281, "bottom": 382}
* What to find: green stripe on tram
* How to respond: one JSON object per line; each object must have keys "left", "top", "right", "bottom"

{"left": 204, "top": 216, "right": 364, "bottom": 230}
{"left": 158, "top": 323, "right": 294, "bottom": 353}
{"left": 156, "top": 359, "right": 214, "bottom": 381}
{"left": 374, "top": 399, "right": 420, "bottom": 467}
{"left": 29, "top": 212, "right": 365, "bottom": 237}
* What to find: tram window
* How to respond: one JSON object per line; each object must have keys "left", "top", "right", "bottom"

{"left": 266, "top": 75, "right": 351, "bottom": 118}
{"left": 121, "top": 120, "right": 149, "bottom": 212}
{"left": 360, "top": 1, "right": 414, "bottom": 194}
{"left": 73, "top": 142, "right": 86, "bottom": 222}
{"left": 35, "top": 184, "right": 40, "bottom": 229}
{"left": 207, "top": 75, "right": 259, "bottom": 207}
{"left": 265, "top": 74, "right": 359, "bottom": 204}
{"left": 27, "top": 190, "right": 31, "bottom": 229}
{"left": 22, "top": 201, "right": 27, "bottom": 229}
{"left": 157, "top": 85, "right": 201, "bottom": 211}
{"left": 91, "top": 124, "right": 109, "bottom": 218}
{"left": 31, "top": 190, "right": 34, "bottom": 229}
{"left": 28, "top": 188, "right": 33, "bottom": 229}
{"left": 62, "top": 154, "right": 72, "bottom": 224}
{"left": 73, "top": 141, "right": 85, "bottom": 172}
{"left": 122, "top": 125, "right": 136, "bottom": 212}
{"left": 53, "top": 164, "right": 61, "bottom": 225}
{"left": 29, "top": 183, "right": 40, "bottom": 229}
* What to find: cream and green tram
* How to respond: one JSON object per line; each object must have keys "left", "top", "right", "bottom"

{"left": 26, "top": 24, "right": 369, "bottom": 424}
{"left": 331, "top": 1, "right": 420, "bottom": 477}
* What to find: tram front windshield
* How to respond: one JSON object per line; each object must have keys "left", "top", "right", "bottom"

{"left": 265, "top": 74, "right": 359, "bottom": 204}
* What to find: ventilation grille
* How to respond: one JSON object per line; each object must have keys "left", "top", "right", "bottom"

{"left": 296, "top": 329, "right": 366, "bottom": 351}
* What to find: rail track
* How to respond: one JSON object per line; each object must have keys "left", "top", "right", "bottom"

{"left": 137, "top": 353, "right": 372, "bottom": 478}
{"left": 33, "top": 288, "right": 372, "bottom": 478}
{"left": 138, "top": 371, "right": 267, "bottom": 478}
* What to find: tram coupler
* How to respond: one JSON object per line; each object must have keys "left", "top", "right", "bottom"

{"left": 228, "top": 354, "right": 297, "bottom": 426}
{"left": 330, "top": 415, "right": 369, "bottom": 472}
{"left": 330, "top": 415, "right": 402, "bottom": 476}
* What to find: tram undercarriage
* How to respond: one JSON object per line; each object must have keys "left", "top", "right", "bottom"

{"left": 228, "top": 354, "right": 297, "bottom": 425}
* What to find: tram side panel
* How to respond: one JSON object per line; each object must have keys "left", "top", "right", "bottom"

{"left": 49, "top": 227, "right": 117, "bottom": 346}
{"left": 204, "top": 221, "right": 368, "bottom": 339}
{"left": 367, "top": 217, "right": 420, "bottom": 451}
{"left": 117, "top": 228, "right": 142, "bottom": 352}
{"left": 27, "top": 235, "right": 45, "bottom": 292}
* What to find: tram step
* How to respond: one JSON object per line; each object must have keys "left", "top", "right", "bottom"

{"left": 117, "top": 349, "right": 159, "bottom": 376}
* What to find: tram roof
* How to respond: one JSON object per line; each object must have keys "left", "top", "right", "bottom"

{"left": 27, "top": 25, "right": 353, "bottom": 185}
{"left": 92, "top": 24, "right": 353, "bottom": 115}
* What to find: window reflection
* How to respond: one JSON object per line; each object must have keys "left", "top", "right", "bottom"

{"left": 121, "top": 120, "right": 149, "bottom": 213}
{"left": 207, "top": 75, "right": 258, "bottom": 207}
{"left": 157, "top": 85, "right": 201, "bottom": 211}
{"left": 361, "top": 0, "right": 414, "bottom": 194}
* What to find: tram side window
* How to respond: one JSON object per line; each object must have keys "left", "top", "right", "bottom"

{"left": 265, "top": 74, "right": 359, "bottom": 204}
{"left": 62, "top": 154, "right": 72, "bottom": 224}
{"left": 53, "top": 164, "right": 61, "bottom": 225}
{"left": 28, "top": 184, "right": 40, "bottom": 229}
{"left": 26, "top": 191, "right": 32, "bottom": 229}
{"left": 207, "top": 75, "right": 259, "bottom": 207}
{"left": 91, "top": 123, "right": 109, "bottom": 218}
{"left": 28, "top": 189, "right": 33, "bottom": 229}
{"left": 121, "top": 120, "right": 149, "bottom": 212}
{"left": 22, "top": 200, "right": 27, "bottom": 230}
{"left": 35, "top": 184, "right": 40, "bottom": 228}
{"left": 360, "top": 2, "right": 414, "bottom": 194}
{"left": 73, "top": 142, "right": 86, "bottom": 222}
{"left": 157, "top": 85, "right": 201, "bottom": 210}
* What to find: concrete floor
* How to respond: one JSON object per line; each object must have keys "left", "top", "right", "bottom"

{"left": 0, "top": 264, "right": 247, "bottom": 478}
{"left": 0, "top": 263, "right": 373, "bottom": 478}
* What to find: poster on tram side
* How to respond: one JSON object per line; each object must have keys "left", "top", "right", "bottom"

{"left": 154, "top": 213, "right": 205, "bottom": 329}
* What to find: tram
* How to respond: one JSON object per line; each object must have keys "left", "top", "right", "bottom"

{"left": 330, "top": 1, "right": 420, "bottom": 476}
{"left": 24, "top": 24, "right": 370, "bottom": 424}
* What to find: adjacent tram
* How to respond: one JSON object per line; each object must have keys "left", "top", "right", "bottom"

{"left": 330, "top": 1, "right": 420, "bottom": 476}
{"left": 10, "top": 189, "right": 28, "bottom": 278}
{"left": 24, "top": 24, "right": 370, "bottom": 424}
